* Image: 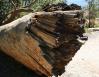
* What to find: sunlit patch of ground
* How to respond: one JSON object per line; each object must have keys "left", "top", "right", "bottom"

{"left": 60, "top": 31, "right": 99, "bottom": 77}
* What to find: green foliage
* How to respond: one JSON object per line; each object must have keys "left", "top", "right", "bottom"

{"left": 85, "top": 0, "right": 99, "bottom": 27}
{"left": 0, "top": 0, "right": 64, "bottom": 25}
{"left": 0, "top": 0, "right": 13, "bottom": 24}
{"left": 95, "top": 0, "right": 99, "bottom": 17}
{"left": 86, "top": 0, "right": 99, "bottom": 18}
{"left": 31, "top": 0, "right": 64, "bottom": 11}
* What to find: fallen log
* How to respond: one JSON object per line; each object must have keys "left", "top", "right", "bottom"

{"left": 0, "top": 10, "right": 85, "bottom": 77}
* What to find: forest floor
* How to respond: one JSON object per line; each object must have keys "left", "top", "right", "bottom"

{"left": 59, "top": 30, "right": 99, "bottom": 77}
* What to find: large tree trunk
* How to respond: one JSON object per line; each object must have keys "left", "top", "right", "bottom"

{"left": 0, "top": 11, "right": 85, "bottom": 77}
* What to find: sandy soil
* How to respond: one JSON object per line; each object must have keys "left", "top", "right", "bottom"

{"left": 59, "top": 31, "right": 99, "bottom": 77}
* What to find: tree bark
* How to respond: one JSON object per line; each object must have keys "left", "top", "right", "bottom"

{"left": 2, "top": 8, "right": 33, "bottom": 25}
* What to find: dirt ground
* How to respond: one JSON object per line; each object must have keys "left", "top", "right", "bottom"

{"left": 59, "top": 31, "right": 99, "bottom": 77}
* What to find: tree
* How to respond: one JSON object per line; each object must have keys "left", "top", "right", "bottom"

{"left": 94, "top": 0, "right": 99, "bottom": 18}
{"left": 0, "top": 0, "right": 34, "bottom": 25}
{"left": 0, "top": 0, "right": 64, "bottom": 25}
{"left": 85, "top": 0, "right": 99, "bottom": 27}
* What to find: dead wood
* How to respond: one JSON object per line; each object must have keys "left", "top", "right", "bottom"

{"left": 0, "top": 10, "right": 85, "bottom": 77}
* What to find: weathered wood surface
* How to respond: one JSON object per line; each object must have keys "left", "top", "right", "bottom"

{"left": 0, "top": 14, "right": 52, "bottom": 76}
{"left": 0, "top": 11, "right": 84, "bottom": 77}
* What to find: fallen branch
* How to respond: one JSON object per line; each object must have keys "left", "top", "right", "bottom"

{"left": 2, "top": 8, "right": 33, "bottom": 25}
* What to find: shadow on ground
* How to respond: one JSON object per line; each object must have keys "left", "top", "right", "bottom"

{"left": 0, "top": 51, "right": 46, "bottom": 77}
